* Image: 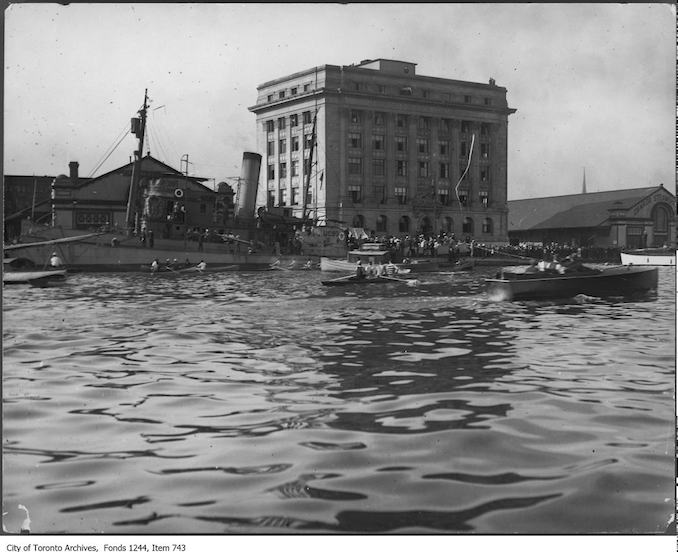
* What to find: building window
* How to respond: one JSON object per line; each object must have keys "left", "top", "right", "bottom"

{"left": 303, "top": 111, "right": 312, "bottom": 125}
{"left": 480, "top": 123, "right": 489, "bottom": 136}
{"left": 422, "top": 89, "right": 430, "bottom": 99}
{"left": 439, "top": 162, "right": 449, "bottom": 179}
{"left": 417, "top": 138, "right": 429, "bottom": 154}
{"left": 438, "top": 189, "right": 450, "bottom": 205}
{"left": 378, "top": 85, "right": 386, "bottom": 94}
{"left": 304, "top": 133, "right": 313, "bottom": 150}
{"left": 481, "top": 143, "right": 490, "bottom": 159}
{"left": 349, "top": 133, "right": 362, "bottom": 148}
{"left": 464, "top": 95, "right": 471, "bottom": 104}
{"left": 395, "top": 136, "right": 408, "bottom": 153}
{"left": 373, "top": 159, "right": 385, "bottom": 176}
{"left": 291, "top": 87, "right": 298, "bottom": 95}
{"left": 399, "top": 86, "right": 413, "bottom": 96}
{"left": 418, "top": 161, "right": 429, "bottom": 177}
{"left": 349, "top": 185, "right": 361, "bottom": 203}
{"left": 279, "top": 162, "right": 287, "bottom": 179}
{"left": 279, "top": 188, "right": 287, "bottom": 206}
{"left": 460, "top": 141, "right": 468, "bottom": 157}
{"left": 396, "top": 114, "right": 407, "bottom": 129}
{"left": 395, "top": 187, "right": 407, "bottom": 204}
{"left": 373, "top": 134, "right": 384, "bottom": 150}
{"left": 267, "top": 141, "right": 274, "bottom": 156}
{"left": 267, "top": 190, "right": 275, "bottom": 207}
{"left": 376, "top": 215, "right": 387, "bottom": 233}
{"left": 291, "top": 187, "right": 299, "bottom": 205}
{"left": 348, "top": 158, "right": 362, "bottom": 175}
{"left": 458, "top": 190, "right": 468, "bottom": 206}
{"left": 396, "top": 160, "right": 408, "bottom": 177}
{"left": 418, "top": 117, "right": 431, "bottom": 131}
{"left": 353, "top": 214, "right": 364, "bottom": 228}
{"left": 266, "top": 120, "right": 274, "bottom": 133}
{"left": 439, "top": 140, "right": 450, "bottom": 156}
{"left": 479, "top": 191, "right": 489, "bottom": 208}
{"left": 463, "top": 216, "right": 473, "bottom": 234}
{"left": 440, "top": 119, "right": 451, "bottom": 135}
{"left": 291, "top": 160, "right": 299, "bottom": 177}
{"left": 279, "top": 91, "right": 286, "bottom": 99}
{"left": 353, "top": 81, "right": 361, "bottom": 91}
{"left": 375, "top": 184, "right": 385, "bottom": 203}
{"left": 444, "top": 216, "right": 453, "bottom": 233}
{"left": 461, "top": 120, "right": 470, "bottom": 134}
{"left": 267, "top": 94, "right": 273, "bottom": 102}
{"left": 267, "top": 164, "right": 275, "bottom": 180}
{"left": 399, "top": 215, "right": 410, "bottom": 233}
{"left": 290, "top": 114, "right": 299, "bottom": 127}
{"left": 279, "top": 139, "right": 287, "bottom": 155}
{"left": 277, "top": 117, "right": 286, "bottom": 130}
{"left": 482, "top": 217, "right": 492, "bottom": 233}
{"left": 480, "top": 168, "right": 489, "bottom": 182}
{"left": 292, "top": 136, "right": 300, "bottom": 152}
{"left": 374, "top": 112, "right": 385, "bottom": 126}
{"left": 350, "top": 110, "right": 361, "bottom": 124}
{"left": 303, "top": 83, "right": 310, "bottom": 92}
{"left": 484, "top": 98, "right": 492, "bottom": 106}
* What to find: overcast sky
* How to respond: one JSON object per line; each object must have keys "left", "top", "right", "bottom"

{"left": 4, "top": 3, "right": 675, "bottom": 200}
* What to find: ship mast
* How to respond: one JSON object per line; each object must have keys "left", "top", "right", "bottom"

{"left": 125, "top": 89, "right": 148, "bottom": 235}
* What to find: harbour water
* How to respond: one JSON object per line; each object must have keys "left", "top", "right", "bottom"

{"left": 2, "top": 266, "right": 675, "bottom": 534}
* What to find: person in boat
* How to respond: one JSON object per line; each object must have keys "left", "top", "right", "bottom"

{"left": 384, "top": 260, "right": 399, "bottom": 276}
{"left": 355, "top": 260, "right": 367, "bottom": 280}
{"left": 303, "top": 258, "right": 313, "bottom": 270}
{"left": 366, "top": 260, "right": 378, "bottom": 278}
{"left": 150, "top": 258, "right": 159, "bottom": 273}
{"left": 196, "top": 260, "right": 207, "bottom": 272}
{"left": 50, "top": 251, "right": 64, "bottom": 268}
{"left": 524, "top": 259, "right": 540, "bottom": 274}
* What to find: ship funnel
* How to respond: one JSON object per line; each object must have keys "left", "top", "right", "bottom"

{"left": 237, "top": 152, "right": 262, "bottom": 219}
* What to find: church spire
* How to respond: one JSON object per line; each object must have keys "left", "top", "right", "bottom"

{"left": 582, "top": 167, "right": 587, "bottom": 194}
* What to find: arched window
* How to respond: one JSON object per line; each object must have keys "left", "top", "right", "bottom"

{"left": 376, "top": 214, "right": 388, "bottom": 233}
{"left": 462, "top": 217, "right": 473, "bottom": 235}
{"left": 652, "top": 204, "right": 669, "bottom": 232}
{"left": 651, "top": 203, "right": 671, "bottom": 246}
{"left": 352, "top": 214, "right": 364, "bottom": 228}
{"left": 482, "top": 217, "right": 493, "bottom": 234}
{"left": 399, "top": 215, "right": 410, "bottom": 234}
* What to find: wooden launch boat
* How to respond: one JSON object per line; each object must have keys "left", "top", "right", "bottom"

{"left": 486, "top": 264, "right": 658, "bottom": 300}
{"left": 321, "top": 274, "right": 412, "bottom": 287}
{"left": 620, "top": 248, "right": 675, "bottom": 266}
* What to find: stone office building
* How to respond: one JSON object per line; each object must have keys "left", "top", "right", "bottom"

{"left": 248, "top": 59, "right": 516, "bottom": 243}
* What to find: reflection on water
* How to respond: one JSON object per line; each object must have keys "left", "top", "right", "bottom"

{"left": 2, "top": 267, "right": 675, "bottom": 534}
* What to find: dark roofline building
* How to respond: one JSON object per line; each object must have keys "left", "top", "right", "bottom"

{"left": 508, "top": 185, "right": 676, "bottom": 249}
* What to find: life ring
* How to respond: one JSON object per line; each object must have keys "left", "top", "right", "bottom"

{"left": 174, "top": 189, "right": 184, "bottom": 198}
{"left": 338, "top": 231, "right": 346, "bottom": 241}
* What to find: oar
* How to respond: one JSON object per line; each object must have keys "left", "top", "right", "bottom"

{"left": 380, "top": 275, "right": 419, "bottom": 286}
{"left": 328, "top": 273, "right": 357, "bottom": 282}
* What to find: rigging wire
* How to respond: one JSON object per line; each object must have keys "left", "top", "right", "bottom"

{"left": 87, "top": 122, "right": 130, "bottom": 177}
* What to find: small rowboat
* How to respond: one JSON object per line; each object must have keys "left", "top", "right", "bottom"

{"left": 321, "top": 274, "right": 413, "bottom": 286}
{"left": 620, "top": 248, "right": 675, "bottom": 266}
{"left": 4, "top": 269, "right": 68, "bottom": 286}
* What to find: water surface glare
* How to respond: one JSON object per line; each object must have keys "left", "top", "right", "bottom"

{"left": 3, "top": 267, "right": 675, "bottom": 534}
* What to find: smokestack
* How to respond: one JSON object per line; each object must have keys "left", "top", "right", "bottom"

{"left": 69, "top": 161, "right": 79, "bottom": 183}
{"left": 237, "top": 152, "right": 262, "bottom": 218}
